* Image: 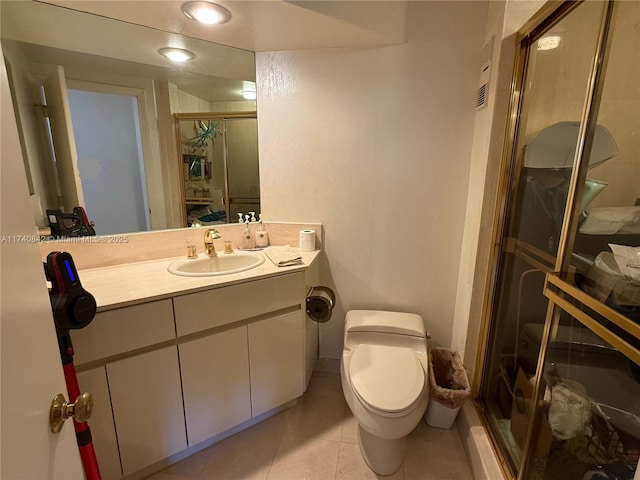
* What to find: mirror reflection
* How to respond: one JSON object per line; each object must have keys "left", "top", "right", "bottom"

{"left": 0, "top": 0, "right": 259, "bottom": 236}
{"left": 177, "top": 113, "right": 259, "bottom": 227}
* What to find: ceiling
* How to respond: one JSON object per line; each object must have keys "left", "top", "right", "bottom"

{"left": 40, "top": 0, "right": 408, "bottom": 52}
{"left": 1, "top": 1, "right": 407, "bottom": 103}
{"left": 1, "top": 1, "right": 258, "bottom": 102}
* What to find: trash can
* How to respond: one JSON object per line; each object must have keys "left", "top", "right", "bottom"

{"left": 425, "top": 347, "right": 471, "bottom": 429}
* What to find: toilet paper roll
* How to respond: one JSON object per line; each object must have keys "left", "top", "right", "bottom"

{"left": 299, "top": 229, "right": 316, "bottom": 252}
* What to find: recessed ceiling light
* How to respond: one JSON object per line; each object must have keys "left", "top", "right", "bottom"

{"left": 182, "top": 1, "right": 231, "bottom": 25}
{"left": 241, "top": 90, "right": 257, "bottom": 100}
{"left": 537, "top": 35, "right": 562, "bottom": 51}
{"left": 158, "top": 47, "right": 196, "bottom": 63}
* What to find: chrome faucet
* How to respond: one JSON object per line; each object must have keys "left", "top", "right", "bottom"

{"left": 204, "top": 228, "right": 221, "bottom": 257}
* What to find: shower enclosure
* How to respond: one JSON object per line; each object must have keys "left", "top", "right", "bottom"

{"left": 175, "top": 112, "right": 260, "bottom": 226}
{"left": 478, "top": 1, "right": 639, "bottom": 479}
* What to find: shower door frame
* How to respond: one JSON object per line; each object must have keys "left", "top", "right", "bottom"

{"left": 472, "top": 1, "right": 627, "bottom": 479}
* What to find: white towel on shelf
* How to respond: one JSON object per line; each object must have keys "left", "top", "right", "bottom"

{"left": 265, "top": 246, "right": 303, "bottom": 267}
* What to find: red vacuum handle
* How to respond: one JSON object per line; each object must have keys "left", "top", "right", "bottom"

{"left": 63, "top": 362, "right": 102, "bottom": 480}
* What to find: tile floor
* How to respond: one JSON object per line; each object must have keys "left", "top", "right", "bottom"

{"left": 147, "top": 371, "right": 473, "bottom": 480}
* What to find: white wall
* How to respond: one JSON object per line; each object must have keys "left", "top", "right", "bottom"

{"left": 2, "top": 40, "right": 61, "bottom": 219}
{"left": 455, "top": 0, "right": 549, "bottom": 380}
{"left": 257, "top": 1, "right": 487, "bottom": 358}
{"left": 451, "top": 1, "right": 508, "bottom": 357}
{"left": 168, "top": 83, "right": 211, "bottom": 114}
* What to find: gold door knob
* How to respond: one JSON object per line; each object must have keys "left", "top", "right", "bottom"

{"left": 50, "top": 392, "right": 93, "bottom": 433}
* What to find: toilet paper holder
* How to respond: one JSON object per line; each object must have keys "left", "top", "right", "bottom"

{"left": 306, "top": 286, "right": 335, "bottom": 323}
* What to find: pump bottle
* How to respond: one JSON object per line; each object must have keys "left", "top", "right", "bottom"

{"left": 255, "top": 216, "right": 269, "bottom": 248}
{"left": 241, "top": 220, "right": 255, "bottom": 249}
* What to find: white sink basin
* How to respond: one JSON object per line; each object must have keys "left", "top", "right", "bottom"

{"left": 168, "top": 252, "right": 265, "bottom": 277}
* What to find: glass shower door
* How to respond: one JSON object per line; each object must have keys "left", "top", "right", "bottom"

{"left": 524, "top": 2, "right": 640, "bottom": 478}
{"left": 225, "top": 118, "right": 260, "bottom": 221}
{"left": 478, "top": 2, "right": 608, "bottom": 476}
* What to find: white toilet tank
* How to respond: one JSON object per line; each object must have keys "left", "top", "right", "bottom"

{"left": 344, "top": 310, "right": 426, "bottom": 347}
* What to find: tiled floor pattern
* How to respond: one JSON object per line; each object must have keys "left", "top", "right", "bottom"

{"left": 147, "top": 372, "right": 473, "bottom": 480}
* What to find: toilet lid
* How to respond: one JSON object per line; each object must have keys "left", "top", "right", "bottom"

{"left": 349, "top": 344, "right": 424, "bottom": 413}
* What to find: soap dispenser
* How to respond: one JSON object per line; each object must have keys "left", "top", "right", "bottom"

{"left": 255, "top": 215, "right": 269, "bottom": 248}
{"left": 241, "top": 220, "right": 255, "bottom": 250}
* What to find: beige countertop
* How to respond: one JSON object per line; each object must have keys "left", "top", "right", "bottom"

{"left": 79, "top": 248, "right": 321, "bottom": 311}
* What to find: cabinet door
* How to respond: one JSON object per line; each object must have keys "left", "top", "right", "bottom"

{"left": 180, "top": 326, "right": 251, "bottom": 446}
{"left": 248, "top": 310, "right": 304, "bottom": 417}
{"left": 76, "top": 367, "right": 122, "bottom": 480}
{"left": 107, "top": 347, "right": 187, "bottom": 476}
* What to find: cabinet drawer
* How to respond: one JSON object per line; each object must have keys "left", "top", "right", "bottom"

{"left": 174, "top": 272, "right": 305, "bottom": 336}
{"left": 71, "top": 299, "right": 175, "bottom": 365}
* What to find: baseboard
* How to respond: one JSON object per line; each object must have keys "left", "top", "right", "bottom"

{"left": 314, "top": 357, "right": 340, "bottom": 374}
{"left": 456, "top": 402, "right": 505, "bottom": 480}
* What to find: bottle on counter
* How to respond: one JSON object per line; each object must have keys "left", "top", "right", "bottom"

{"left": 255, "top": 215, "right": 269, "bottom": 248}
{"left": 241, "top": 220, "right": 255, "bottom": 249}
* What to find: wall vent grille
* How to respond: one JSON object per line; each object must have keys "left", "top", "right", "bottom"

{"left": 476, "top": 83, "right": 487, "bottom": 109}
{"left": 475, "top": 37, "right": 493, "bottom": 112}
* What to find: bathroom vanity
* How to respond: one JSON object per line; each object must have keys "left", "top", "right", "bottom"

{"left": 68, "top": 250, "right": 320, "bottom": 480}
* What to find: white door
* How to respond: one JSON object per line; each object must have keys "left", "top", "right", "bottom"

{"left": 1, "top": 49, "right": 84, "bottom": 478}
{"left": 43, "top": 65, "right": 85, "bottom": 213}
{"left": 67, "top": 89, "right": 150, "bottom": 234}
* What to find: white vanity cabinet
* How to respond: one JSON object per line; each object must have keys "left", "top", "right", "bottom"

{"left": 179, "top": 326, "right": 252, "bottom": 446}
{"left": 76, "top": 367, "right": 122, "bottom": 480}
{"left": 71, "top": 270, "right": 310, "bottom": 479}
{"left": 107, "top": 346, "right": 187, "bottom": 476}
{"left": 72, "top": 299, "right": 180, "bottom": 477}
{"left": 175, "top": 272, "right": 306, "bottom": 424}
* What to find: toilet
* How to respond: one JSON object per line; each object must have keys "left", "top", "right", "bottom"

{"left": 341, "top": 310, "right": 429, "bottom": 476}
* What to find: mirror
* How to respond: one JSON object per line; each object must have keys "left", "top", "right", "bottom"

{"left": 176, "top": 112, "right": 259, "bottom": 227}
{"left": 1, "top": 0, "right": 259, "bottom": 236}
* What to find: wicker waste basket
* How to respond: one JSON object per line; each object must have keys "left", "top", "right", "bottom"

{"left": 425, "top": 348, "right": 471, "bottom": 429}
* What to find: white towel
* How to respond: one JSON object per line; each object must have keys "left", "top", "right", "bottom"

{"left": 265, "top": 246, "right": 303, "bottom": 267}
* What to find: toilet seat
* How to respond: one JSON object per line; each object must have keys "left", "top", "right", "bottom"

{"left": 349, "top": 344, "right": 424, "bottom": 414}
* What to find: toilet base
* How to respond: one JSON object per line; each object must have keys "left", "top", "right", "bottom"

{"left": 357, "top": 425, "right": 407, "bottom": 476}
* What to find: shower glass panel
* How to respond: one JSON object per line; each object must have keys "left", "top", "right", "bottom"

{"left": 479, "top": 2, "right": 607, "bottom": 475}
{"left": 527, "top": 6, "right": 640, "bottom": 477}
{"left": 225, "top": 118, "right": 260, "bottom": 221}
{"left": 522, "top": 310, "right": 639, "bottom": 480}
{"left": 567, "top": 0, "right": 640, "bottom": 328}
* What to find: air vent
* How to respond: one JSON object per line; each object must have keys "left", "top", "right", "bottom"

{"left": 475, "top": 61, "right": 491, "bottom": 111}
{"left": 475, "top": 38, "right": 493, "bottom": 111}
{"left": 476, "top": 83, "right": 487, "bottom": 109}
